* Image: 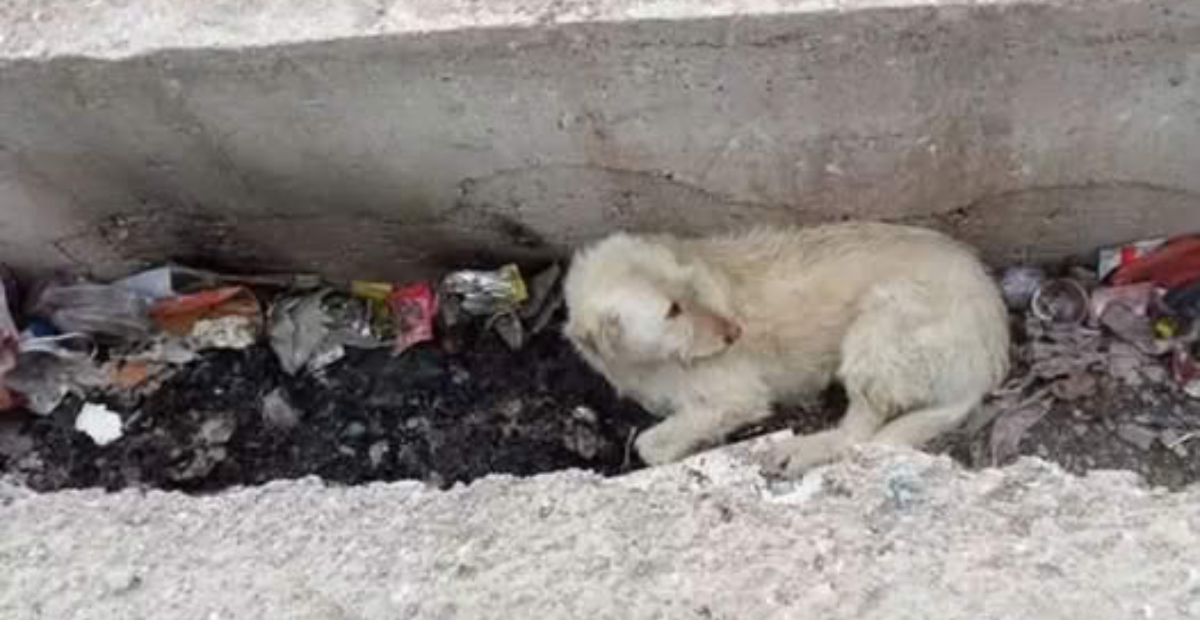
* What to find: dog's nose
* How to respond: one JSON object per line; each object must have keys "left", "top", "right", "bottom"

{"left": 723, "top": 320, "right": 742, "bottom": 344}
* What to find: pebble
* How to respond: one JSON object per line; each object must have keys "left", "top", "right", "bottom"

{"left": 198, "top": 414, "right": 236, "bottom": 446}
{"left": 369, "top": 440, "right": 390, "bottom": 468}
{"left": 343, "top": 422, "right": 367, "bottom": 440}
{"left": 261, "top": 387, "right": 301, "bottom": 431}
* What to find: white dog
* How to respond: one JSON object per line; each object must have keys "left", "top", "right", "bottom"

{"left": 562, "top": 221, "right": 1009, "bottom": 475}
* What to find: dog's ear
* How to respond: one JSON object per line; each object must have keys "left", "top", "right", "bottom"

{"left": 675, "top": 301, "right": 741, "bottom": 362}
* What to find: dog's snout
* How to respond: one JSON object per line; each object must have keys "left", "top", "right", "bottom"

{"left": 723, "top": 320, "right": 742, "bottom": 345}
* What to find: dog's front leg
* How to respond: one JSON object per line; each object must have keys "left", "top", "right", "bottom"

{"left": 635, "top": 402, "right": 771, "bottom": 465}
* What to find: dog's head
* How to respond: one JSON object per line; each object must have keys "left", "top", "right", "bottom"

{"left": 563, "top": 233, "right": 742, "bottom": 369}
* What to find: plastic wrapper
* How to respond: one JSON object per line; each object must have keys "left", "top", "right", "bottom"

{"left": 1098, "top": 238, "right": 1166, "bottom": 281}
{"left": 33, "top": 283, "right": 152, "bottom": 341}
{"left": 150, "top": 286, "right": 262, "bottom": 350}
{"left": 269, "top": 289, "right": 391, "bottom": 374}
{"left": 1110, "top": 236, "right": 1200, "bottom": 288}
{"left": 388, "top": 282, "right": 437, "bottom": 354}
{"left": 441, "top": 264, "right": 527, "bottom": 316}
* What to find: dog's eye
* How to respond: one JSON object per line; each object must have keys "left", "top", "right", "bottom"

{"left": 666, "top": 302, "right": 682, "bottom": 319}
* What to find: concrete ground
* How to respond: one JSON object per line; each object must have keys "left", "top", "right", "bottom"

{"left": 3, "top": 441, "right": 1200, "bottom": 619}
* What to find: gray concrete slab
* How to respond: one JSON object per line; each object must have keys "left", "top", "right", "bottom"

{"left": 1, "top": 0, "right": 1197, "bottom": 281}
{"left": 1, "top": 446, "right": 1196, "bottom": 618}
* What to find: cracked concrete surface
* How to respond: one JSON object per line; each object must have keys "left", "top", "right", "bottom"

{"left": 3, "top": 445, "right": 1200, "bottom": 618}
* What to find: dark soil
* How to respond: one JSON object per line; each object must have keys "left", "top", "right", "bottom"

{"left": 4, "top": 318, "right": 670, "bottom": 493}
{"left": 4, "top": 308, "right": 1200, "bottom": 493}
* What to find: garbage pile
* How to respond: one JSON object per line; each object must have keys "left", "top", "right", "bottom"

{"left": 0, "top": 262, "right": 564, "bottom": 450}
{"left": 981, "top": 235, "right": 1200, "bottom": 467}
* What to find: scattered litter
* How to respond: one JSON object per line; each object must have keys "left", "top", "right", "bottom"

{"left": 999, "top": 265, "right": 1046, "bottom": 311}
{"left": 1030, "top": 278, "right": 1089, "bottom": 325}
{"left": 441, "top": 263, "right": 527, "bottom": 316}
{"left": 1098, "top": 238, "right": 1166, "bottom": 281}
{"left": 109, "top": 361, "right": 157, "bottom": 391}
{"left": 0, "top": 285, "right": 19, "bottom": 411}
{"left": 989, "top": 395, "right": 1053, "bottom": 464}
{"left": 33, "top": 283, "right": 152, "bottom": 341}
{"left": 388, "top": 282, "right": 437, "bottom": 354}
{"left": 270, "top": 289, "right": 395, "bottom": 374}
{"left": 1171, "top": 347, "right": 1200, "bottom": 399}
{"left": 151, "top": 286, "right": 261, "bottom": 350}
{"left": 261, "top": 387, "right": 301, "bottom": 431}
{"left": 6, "top": 351, "right": 106, "bottom": 415}
{"left": 74, "top": 402, "right": 123, "bottom": 446}
{"left": 489, "top": 312, "right": 525, "bottom": 351}
{"left": 519, "top": 264, "right": 562, "bottom": 320}
{"left": 118, "top": 265, "right": 321, "bottom": 300}
{"left": 520, "top": 264, "right": 565, "bottom": 337}
{"left": 1111, "top": 235, "right": 1200, "bottom": 288}
{"left": 268, "top": 290, "right": 340, "bottom": 374}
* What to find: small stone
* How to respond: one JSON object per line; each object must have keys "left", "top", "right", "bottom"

{"left": 369, "top": 440, "right": 390, "bottom": 468}
{"left": 498, "top": 398, "right": 524, "bottom": 420}
{"left": 563, "top": 427, "right": 601, "bottom": 459}
{"left": 343, "top": 422, "right": 367, "bottom": 440}
{"left": 1117, "top": 423, "right": 1158, "bottom": 451}
{"left": 198, "top": 414, "right": 236, "bottom": 446}
{"left": 261, "top": 387, "right": 301, "bottom": 431}
{"left": 571, "top": 405, "right": 598, "bottom": 424}
{"left": 337, "top": 444, "right": 357, "bottom": 457}
{"left": 449, "top": 366, "right": 471, "bottom": 386}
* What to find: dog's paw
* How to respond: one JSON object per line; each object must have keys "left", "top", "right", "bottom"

{"left": 634, "top": 424, "right": 694, "bottom": 466}
{"left": 762, "top": 434, "right": 841, "bottom": 479}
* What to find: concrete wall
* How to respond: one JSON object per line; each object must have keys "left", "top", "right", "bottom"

{"left": 1, "top": 0, "right": 1198, "bottom": 282}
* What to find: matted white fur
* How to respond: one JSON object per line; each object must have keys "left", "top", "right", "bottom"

{"left": 563, "top": 221, "right": 1010, "bottom": 475}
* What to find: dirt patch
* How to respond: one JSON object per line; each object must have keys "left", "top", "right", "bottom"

{"left": 3, "top": 286, "right": 1200, "bottom": 493}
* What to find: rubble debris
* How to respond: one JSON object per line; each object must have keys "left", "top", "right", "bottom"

{"left": 33, "top": 283, "right": 152, "bottom": 341}
{"left": 74, "top": 402, "right": 123, "bottom": 446}
{"left": 388, "top": 282, "right": 437, "bottom": 354}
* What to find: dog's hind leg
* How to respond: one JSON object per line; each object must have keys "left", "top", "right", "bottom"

{"left": 765, "top": 388, "right": 887, "bottom": 476}
{"left": 870, "top": 399, "right": 977, "bottom": 447}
